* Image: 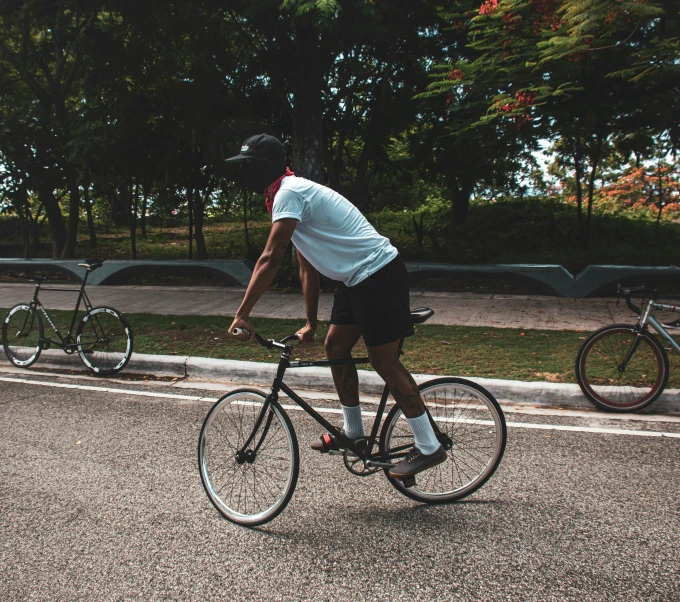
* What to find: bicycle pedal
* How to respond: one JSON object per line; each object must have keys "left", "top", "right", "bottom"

{"left": 401, "top": 476, "right": 416, "bottom": 489}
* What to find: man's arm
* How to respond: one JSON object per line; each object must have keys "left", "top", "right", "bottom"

{"left": 296, "top": 249, "right": 319, "bottom": 342}
{"left": 230, "top": 218, "right": 297, "bottom": 340}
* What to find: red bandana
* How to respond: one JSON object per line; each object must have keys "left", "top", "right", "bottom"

{"left": 264, "top": 167, "right": 295, "bottom": 215}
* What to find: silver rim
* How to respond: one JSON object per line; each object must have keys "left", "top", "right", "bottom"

{"left": 3, "top": 305, "right": 41, "bottom": 366}
{"left": 199, "top": 392, "right": 296, "bottom": 525}
{"left": 385, "top": 381, "right": 505, "bottom": 501}
{"left": 77, "top": 308, "right": 131, "bottom": 374}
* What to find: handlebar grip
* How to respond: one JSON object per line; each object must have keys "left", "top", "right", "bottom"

{"left": 231, "top": 327, "right": 250, "bottom": 337}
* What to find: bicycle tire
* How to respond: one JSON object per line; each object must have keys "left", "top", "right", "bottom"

{"left": 2, "top": 304, "right": 44, "bottom": 368}
{"left": 575, "top": 324, "right": 669, "bottom": 412}
{"left": 198, "top": 389, "right": 299, "bottom": 527}
{"left": 380, "top": 377, "right": 507, "bottom": 504}
{"left": 76, "top": 306, "right": 133, "bottom": 376}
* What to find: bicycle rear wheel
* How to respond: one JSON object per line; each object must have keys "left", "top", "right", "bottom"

{"left": 76, "top": 307, "right": 133, "bottom": 376}
{"left": 575, "top": 324, "right": 669, "bottom": 412}
{"left": 2, "top": 304, "right": 43, "bottom": 368}
{"left": 380, "top": 377, "right": 506, "bottom": 504}
{"left": 198, "top": 389, "right": 299, "bottom": 527}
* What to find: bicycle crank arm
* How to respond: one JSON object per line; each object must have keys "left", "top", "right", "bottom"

{"left": 327, "top": 450, "right": 345, "bottom": 456}
{"left": 365, "top": 460, "right": 395, "bottom": 469}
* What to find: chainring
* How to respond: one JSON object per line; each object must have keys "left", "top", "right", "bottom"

{"left": 343, "top": 437, "right": 380, "bottom": 476}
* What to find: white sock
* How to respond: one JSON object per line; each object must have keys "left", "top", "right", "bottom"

{"left": 406, "top": 413, "right": 441, "bottom": 455}
{"left": 341, "top": 404, "right": 365, "bottom": 440}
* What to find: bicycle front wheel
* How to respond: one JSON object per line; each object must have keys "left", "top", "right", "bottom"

{"left": 76, "top": 307, "right": 133, "bottom": 376}
{"left": 2, "top": 304, "right": 43, "bottom": 368}
{"left": 198, "top": 389, "right": 299, "bottom": 527}
{"left": 380, "top": 377, "right": 507, "bottom": 504}
{"left": 575, "top": 324, "right": 669, "bottom": 412}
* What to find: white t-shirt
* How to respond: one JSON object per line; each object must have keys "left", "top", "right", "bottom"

{"left": 271, "top": 177, "right": 398, "bottom": 286}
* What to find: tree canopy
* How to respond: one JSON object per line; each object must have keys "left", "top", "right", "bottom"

{"left": 1, "top": 0, "right": 678, "bottom": 258}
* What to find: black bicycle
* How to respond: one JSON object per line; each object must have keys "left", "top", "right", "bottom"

{"left": 2, "top": 262, "right": 133, "bottom": 376}
{"left": 198, "top": 307, "right": 507, "bottom": 527}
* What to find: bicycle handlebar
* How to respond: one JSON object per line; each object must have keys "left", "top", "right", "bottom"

{"left": 231, "top": 328, "right": 300, "bottom": 350}
{"left": 616, "top": 284, "right": 658, "bottom": 316}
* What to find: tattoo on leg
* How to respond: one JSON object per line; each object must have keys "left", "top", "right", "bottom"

{"left": 331, "top": 365, "right": 359, "bottom": 406}
{"left": 390, "top": 373, "right": 425, "bottom": 418}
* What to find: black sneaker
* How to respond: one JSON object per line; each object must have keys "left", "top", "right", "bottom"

{"left": 310, "top": 430, "right": 367, "bottom": 453}
{"left": 388, "top": 446, "right": 447, "bottom": 479}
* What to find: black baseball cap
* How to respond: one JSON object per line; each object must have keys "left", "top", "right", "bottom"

{"left": 225, "top": 134, "right": 285, "bottom": 164}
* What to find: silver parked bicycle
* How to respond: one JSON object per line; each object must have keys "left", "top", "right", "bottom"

{"left": 575, "top": 285, "right": 680, "bottom": 412}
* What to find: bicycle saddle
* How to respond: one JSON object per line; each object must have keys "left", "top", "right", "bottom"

{"left": 410, "top": 307, "right": 434, "bottom": 324}
{"left": 78, "top": 262, "right": 103, "bottom": 271}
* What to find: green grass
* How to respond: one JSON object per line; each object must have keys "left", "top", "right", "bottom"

{"left": 4, "top": 308, "right": 679, "bottom": 387}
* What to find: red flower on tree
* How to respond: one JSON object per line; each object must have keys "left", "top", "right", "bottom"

{"left": 530, "top": 0, "right": 561, "bottom": 34}
{"left": 479, "top": 0, "right": 499, "bottom": 16}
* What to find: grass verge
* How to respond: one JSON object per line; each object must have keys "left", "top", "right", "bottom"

{"left": 3, "top": 309, "right": 679, "bottom": 387}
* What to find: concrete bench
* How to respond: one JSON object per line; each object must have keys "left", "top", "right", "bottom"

{"left": 0, "top": 259, "right": 254, "bottom": 287}
{"left": 404, "top": 262, "right": 680, "bottom": 298}
{"left": 2, "top": 258, "right": 679, "bottom": 297}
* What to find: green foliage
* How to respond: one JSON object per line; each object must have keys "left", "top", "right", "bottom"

{"left": 2, "top": 0, "right": 679, "bottom": 264}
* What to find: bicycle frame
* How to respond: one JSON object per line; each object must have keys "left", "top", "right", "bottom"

{"left": 641, "top": 301, "right": 680, "bottom": 354}
{"left": 26, "top": 270, "right": 95, "bottom": 350}
{"left": 238, "top": 339, "right": 444, "bottom": 469}
{"left": 620, "top": 298, "right": 680, "bottom": 370}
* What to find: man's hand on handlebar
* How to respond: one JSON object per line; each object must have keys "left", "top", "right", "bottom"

{"left": 295, "top": 322, "right": 316, "bottom": 344}
{"left": 230, "top": 316, "right": 254, "bottom": 342}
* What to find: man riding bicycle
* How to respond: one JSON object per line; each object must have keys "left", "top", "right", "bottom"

{"left": 226, "top": 134, "right": 445, "bottom": 479}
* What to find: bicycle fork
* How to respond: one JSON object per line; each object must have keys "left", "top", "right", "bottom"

{"left": 618, "top": 303, "right": 653, "bottom": 372}
{"left": 235, "top": 388, "right": 278, "bottom": 465}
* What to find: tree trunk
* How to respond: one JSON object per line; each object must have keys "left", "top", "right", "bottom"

{"left": 83, "top": 185, "right": 97, "bottom": 248}
{"left": 451, "top": 182, "right": 473, "bottom": 224}
{"left": 40, "top": 178, "right": 67, "bottom": 259}
{"left": 140, "top": 183, "right": 148, "bottom": 238}
{"left": 194, "top": 187, "right": 208, "bottom": 260}
{"left": 187, "top": 186, "right": 194, "bottom": 260}
{"left": 62, "top": 166, "right": 81, "bottom": 258}
{"left": 243, "top": 189, "right": 251, "bottom": 256}
{"left": 350, "top": 75, "right": 390, "bottom": 213}
{"left": 291, "top": 25, "right": 324, "bottom": 184}
{"left": 130, "top": 180, "right": 138, "bottom": 260}
{"left": 654, "top": 161, "right": 665, "bottom": 242}
{"left": 110, "top": 188, "right": 127, "bottom": 227}
{"left": 573, "top": 140, "right": 584, "bottom": 226}
{"left": 584, "top": 134, "right": 603, "bottom": 249}
{"left": 31, "top": 210, "right": 44, "bottom": 259}
{"left": 15, "top": 185, "right": 31, "bottom": 258}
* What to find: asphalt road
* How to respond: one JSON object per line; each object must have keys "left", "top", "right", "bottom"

{"left": 1, "top": 372, "right": 679, "bottom": 601}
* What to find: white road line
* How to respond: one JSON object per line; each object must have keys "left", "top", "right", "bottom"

{"left": 3, "top": 365, "right": 680, "bottom": 424}
{"left": 4, "top": 375, "right": 680, "bottom": 440}
{"left": 0, "top": 376, "right": 215, "bottom": 402}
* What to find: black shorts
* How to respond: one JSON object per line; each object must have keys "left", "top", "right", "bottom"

{"left": 330, "top": 256, "right": 414, "bottom": 347}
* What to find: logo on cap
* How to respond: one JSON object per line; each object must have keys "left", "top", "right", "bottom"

{"left": 241, "top": 145, "right": 249, "bottom": 152}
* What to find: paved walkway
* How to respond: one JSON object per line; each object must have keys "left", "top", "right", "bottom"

{"left": 1, "top": 282, "right": 679, "bottom": 331}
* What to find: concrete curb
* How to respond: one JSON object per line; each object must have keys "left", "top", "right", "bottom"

{"left": 24, "top": 350, "right": 680, "bottom": 413}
